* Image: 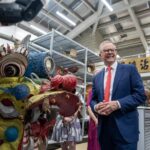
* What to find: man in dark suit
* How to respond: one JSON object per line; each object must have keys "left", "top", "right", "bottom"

{"left": 90, "top": 40, "right": 146, "bottom": 150}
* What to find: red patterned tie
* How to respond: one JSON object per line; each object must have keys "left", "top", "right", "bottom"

{"left": 104, "top": 66, "right": 111, "bottom": 102}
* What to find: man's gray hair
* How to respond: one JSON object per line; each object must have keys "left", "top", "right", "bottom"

{"left": 99, "top": 40, "right": 115, "bottom": 52}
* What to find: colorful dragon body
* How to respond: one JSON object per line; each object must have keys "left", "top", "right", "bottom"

{"left": 0, "top": 44, "right": 80, "bottom": 150}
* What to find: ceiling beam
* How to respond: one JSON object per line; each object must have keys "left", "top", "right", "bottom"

{"left": 0, "top": 32, "right": 19, "bottom": 43}
{"left": 118, "top": 43, "right": 143, "bottom": 50}
{"left": 98, "top": 15, "right": 130, "bottom": 29}
{"left": 41, "top": 9, "right": 72, "bottom": 31}
{"left": 116, "top": 38, "right": 142, "bottom": 49}
{"left": 98, "top": 9, "right": 150, "bottom": 29}
{"left": 38, "top": 2, "right": 58, "bottom": 24}
{"left": 103, "top": 21, "right": 150, "bottom": 38}
{"left": 103, "top": 27, "right": 136, "bottom": 39}
{"left": 17, "top": 24, "right": 41, "bottom": 36}
{"left": 140, "top": 23, "right": 150, "bottom": 29}
{"left": 124, "top": 0, "right": 149, "bottom": 52}
{"left": 80, "top": 0, "right": 96, "bottom": 13}
{"left": 146, "top": 35, "right": 150, "bottom": 41}
{"left": 18, "top": 21, "right": 45, "bottom": 36}
{"left": 92, "top": 1, "right": 104, "bottom": 35}
{"left": 114, "top": 36, "right": 150, "bottom": 50}
{"left": 137, "top": 8, "right": 150, "bottom": 17}
{"left": 53, "top": 0, "right": 83, "bottom": 22}
{"left": 66, "top": 0, "right": 150, "bottom": 39}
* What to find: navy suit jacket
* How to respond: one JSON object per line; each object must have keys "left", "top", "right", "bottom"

{"left": 90, "top": 63, "right": 146, "bottom": 143}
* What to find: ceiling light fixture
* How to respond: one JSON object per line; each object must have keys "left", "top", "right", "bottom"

{"left": 101, "top": 0, "right": 113, "bottom": 12}
{"left": 56, "top": 11, "right": 76, "bottom": 26}
{"left": 30, "top": 25, "right": 47, "bottom": 34}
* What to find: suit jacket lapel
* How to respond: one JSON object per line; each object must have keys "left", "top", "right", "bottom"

{"left": 112, "top": 64, "right": 123, "bottom": 96}
{"left": 99, "top": 68, "right": 105, "bottom": 100}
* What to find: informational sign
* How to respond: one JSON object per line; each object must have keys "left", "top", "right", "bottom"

{"left": 121, "top": 57, "right": 150, "bottom": 73}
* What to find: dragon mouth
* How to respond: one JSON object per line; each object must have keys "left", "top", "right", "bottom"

{"left": 1, "top": 99, "right": 13, "bottom": 106}
{"left": 0, "top": 99, "right": 19, "bottom": 118}
{"left": 0, "top": 139, "right": 3, "bottom": 145}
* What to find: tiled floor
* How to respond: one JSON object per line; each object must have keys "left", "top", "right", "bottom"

{"left": 56, "top": 142, "right": 87, "bottom": 150}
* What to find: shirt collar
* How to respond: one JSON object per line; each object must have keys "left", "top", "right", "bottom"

{"left": 104, "top": 61, "right": 118, "bottom": 71}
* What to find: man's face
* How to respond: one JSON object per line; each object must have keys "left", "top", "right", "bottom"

{"left": 99, "top": 43, "right": 117, "bottom": 66}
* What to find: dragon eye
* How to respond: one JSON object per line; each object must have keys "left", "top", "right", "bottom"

{"left": 4, "top": 64, "right": 19, "bottom": 77}
{"left": 45, "top": 56, "right": 55, "bottom": 75}
{"left": 45, "top": 59, "right": 52, "bottom": 72}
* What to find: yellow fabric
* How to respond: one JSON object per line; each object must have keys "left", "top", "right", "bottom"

{"left": 0, "top": 77, "right": 40, "bottom": 116}
{"left": 27, "top": 90, "right": 64, "bottom": 108}
{"left": 0, "top": 77, "right": 23, "bottom": 84}
{"left": 0, "top": 77, "right": 40, "bottom": 96}
{"left": 0, "top": 118, "right": 23, "bottom": 150}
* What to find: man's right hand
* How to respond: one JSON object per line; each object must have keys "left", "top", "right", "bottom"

{"left": 94, "top": 102, "right": 107, "bottom": 113}
{"left": 95, "top": 101, "right": 119, "bottom": 115}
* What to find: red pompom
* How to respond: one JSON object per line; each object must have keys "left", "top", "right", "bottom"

{"left": 62, "top": 74, "right": 77, "bottom": 92}
{"left": 51, "top": 75, "right": 63, "bottom": 90}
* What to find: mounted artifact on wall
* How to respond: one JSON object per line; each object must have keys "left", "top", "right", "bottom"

{"left": 87, "top": 63, "right": 95, "bottom": 73}
{"left": 64, "top": 48, "right": 77, "bottom": 58}
{"left": 56, "top": 66, "right": 79, "bottom": 75}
